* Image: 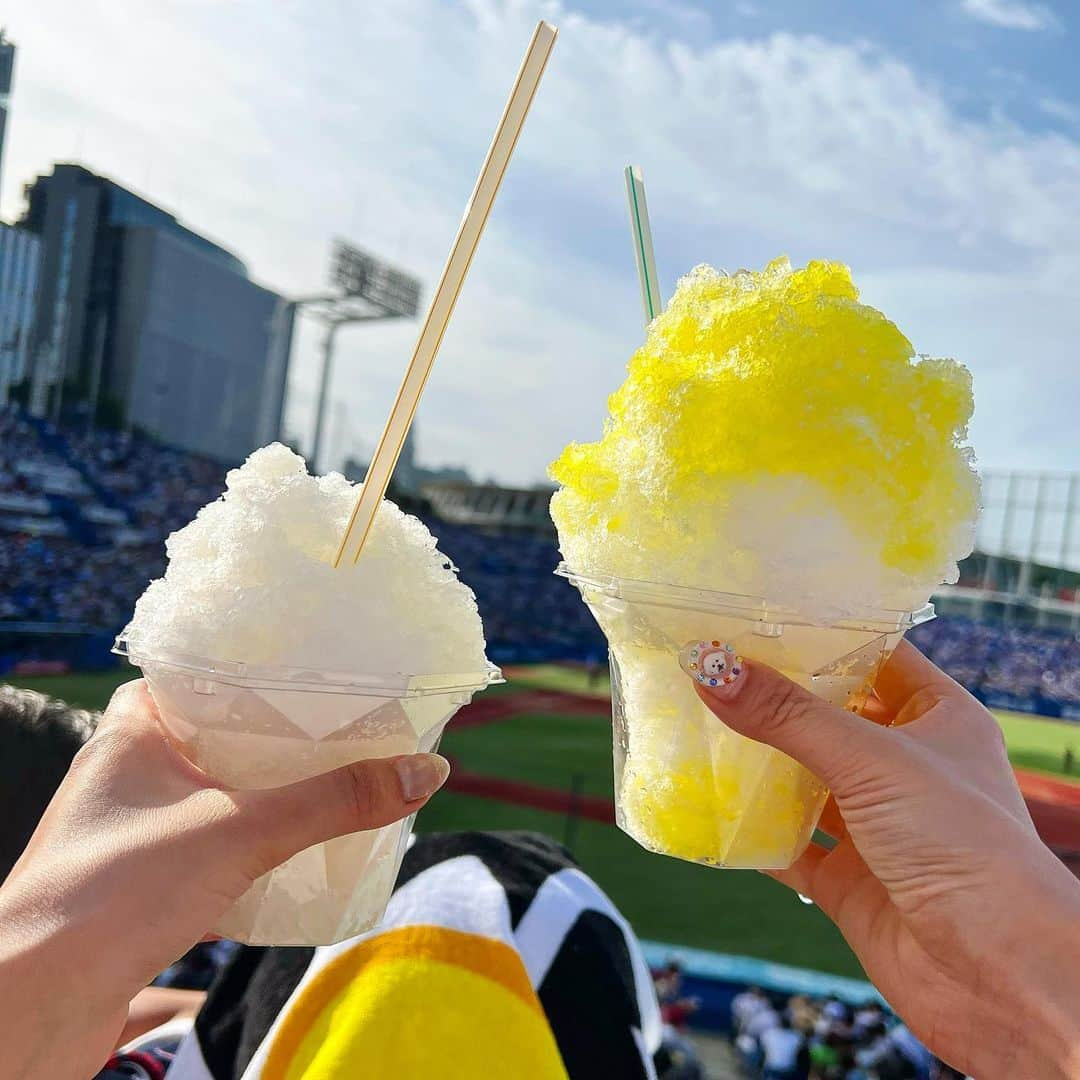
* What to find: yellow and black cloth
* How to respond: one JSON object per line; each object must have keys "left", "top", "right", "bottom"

{"left": 168, "top": 832, "right": 664, "bottom": 1079}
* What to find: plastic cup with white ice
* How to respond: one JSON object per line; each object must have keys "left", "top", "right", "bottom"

{"left": 117, "top": 444, "right": 499, "bottom": 944}
{"left": 550, "top": 258, "right": 979, "bottom": 871}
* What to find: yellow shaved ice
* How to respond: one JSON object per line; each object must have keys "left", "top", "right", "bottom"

{"left": 551, "top": 258, "right": 979, "bottom": 868}
{"left": 550, "top": 257, "right": 979, "bottom": 617}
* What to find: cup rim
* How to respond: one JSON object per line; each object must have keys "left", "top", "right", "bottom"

{"left": 113, "top": 633, "right": 504, "bottom": 697}
{"left": 555, "top": 563, "right": 935, "bottom": 634}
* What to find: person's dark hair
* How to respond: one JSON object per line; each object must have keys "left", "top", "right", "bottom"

{"left": 0, "top": 685, "right": 97, "bottom": 879}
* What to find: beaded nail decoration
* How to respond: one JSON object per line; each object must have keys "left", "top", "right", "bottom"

{"left": 682, "top": 640, "right": 743, "bottom": 687}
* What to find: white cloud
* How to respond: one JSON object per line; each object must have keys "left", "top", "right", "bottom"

{"left": 1, "top": 0, "right": 1079, "bottom": 485}
{"left": 960, "top": 0, "right": 1061, "bottom": 32}
{"left": 1039, "top": 96, "right": 1080, "bottom": 126}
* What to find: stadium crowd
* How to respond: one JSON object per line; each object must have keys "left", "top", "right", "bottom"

{"left": 909, "top": 617, "right": 1080, "bottom": 708}
{"left": 65, "top": 423, "right": 224, "bottom": 540}
{"left": 0, "top": 534, "right": 161, "bottom": 627}
{"left": 0, "top": 406, "right": 70, "bottom": 491}
{"left": 428, "top": 519, "right": 605, "bottom": 663}
{"left": 1, "top": 403, "right": 1078, "bottom": 716}
{"left": 727, "top": 986, "right": 964, "bottom": 1080}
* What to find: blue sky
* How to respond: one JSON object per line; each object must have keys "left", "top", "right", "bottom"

{"left": 606, "top": 0, "right": 1079, "bottom": 137}
{"left": 2, "top": 0, "right": 1078, "bottom": 488}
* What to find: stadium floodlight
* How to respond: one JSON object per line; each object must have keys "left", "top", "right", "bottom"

{"left": 330, "top": 240, "right": 422, "bottom": 319}
{"left": 284, "top": 243, "right": 423, "bottom": 472}
{"left": 272, "top": 244, "right": 423, "bottom": 472}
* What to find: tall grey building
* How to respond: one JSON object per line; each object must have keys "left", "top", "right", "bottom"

{"left": 0, "top": 222, "right": 40, "bottom": 402}
{"left": 0, "top": 30, "right": 13, "bottom": 194}
{"left": 19, "top": 163, "right": 292, "bottom": 463}
{"left": 0, "top": 32, "right": 41, "bottom": 407}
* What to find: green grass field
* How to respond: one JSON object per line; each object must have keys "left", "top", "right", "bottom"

{"left": 504, "top": 663, "right": 611, "bottom": 697}
{"left": 5, "top": 663, "right": 1078, "bottom": 978}
{"left": 11, "top": 669, "right": 135, "bottom": 708}
{"left": 446, "top": 711, "right": 615, "bottom": 797}
{"left": 995, "top": 711, "right": 1080, "bottom": 779}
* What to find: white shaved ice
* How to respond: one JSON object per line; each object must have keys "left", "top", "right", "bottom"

{"left": 124, "top": 443, "right": 489, "bottom": 675}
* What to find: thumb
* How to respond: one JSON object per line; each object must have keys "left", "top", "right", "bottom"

{"left": 237, "top": 752, "right": 450, "bottom": 873}
{"left": 680, "top": 643, "right": 894, "bottom": 794}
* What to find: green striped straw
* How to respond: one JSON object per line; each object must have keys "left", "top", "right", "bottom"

{"left": 624, "top": 164, "right": 662, "bottom": 324}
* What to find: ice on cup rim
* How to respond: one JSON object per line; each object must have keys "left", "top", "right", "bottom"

{"left": 556, "top": 563, "right": 935, "bottom": 635}
{"left": 113, "top": 634, "right": 503, "bottom": 699}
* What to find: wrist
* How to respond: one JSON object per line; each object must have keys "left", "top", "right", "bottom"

{"left": 982, "top": 854, "right": 1080, "bottom": 1078}
{"left": 1021, "top": 893, "right": 1080, "bottom": 1077}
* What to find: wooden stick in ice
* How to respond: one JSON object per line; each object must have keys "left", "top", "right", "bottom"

{"left": 624, "top": 164, "right": 662, "bottom": 324}
{"left": 334, "top": 20, "right": 559, "bottom": 567}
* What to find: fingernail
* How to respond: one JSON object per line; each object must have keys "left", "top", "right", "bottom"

{"left": 394, "top": 754, "right": 451, "bottom": 801}
{"left": 679, "top": 640, "right": 746, "bottom": 698}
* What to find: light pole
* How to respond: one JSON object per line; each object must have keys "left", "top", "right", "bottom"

{"left": 309, "top": 308, "right": 402, "bottom": 472}
{"left": 288, "top": 242, "right": 422, "bottom": 473}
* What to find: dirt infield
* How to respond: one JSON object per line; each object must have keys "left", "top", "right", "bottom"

{"left": 452, "top": 688, "right": 610, "bottom": 728}
{"left": 448, "top": 687, "right": 1080, "bottom": 872}
{"left": 1015, "top": 771, "right": 1080, "bottom": 872}
{"left": 445, "top": 765, "right": 616, "bottom": 823}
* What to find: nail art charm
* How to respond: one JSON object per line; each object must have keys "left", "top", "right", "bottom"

{"left": 680, "top": 640, "right": 744, "bottom": 688}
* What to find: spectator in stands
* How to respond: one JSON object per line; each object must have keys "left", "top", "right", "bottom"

{"left": 745, "top": 998, "right": 782, "bottom": 1040}
{"left": 654, "top": 959, "right": 699, "bottom": 1031}
{"left": 731, "top": 984, "right": 770, "bottom": 1032}
{"left": 785, "top": 993, "right": 817, "bottom": 1036}
{"left": 654, "top": 959, "right": 680, "bottom": 1004}
{"left": 851, "top": 1000, "right": 885, "bottom": 1038}
{"left": 842, "top": 1049, "right": 870, "bottom": 1080}
{"left": 888, "top": 1023, "right": 933, "bottom": 1080}
{"left": 735, "top": 995, "right": 783, "bottom": 1074}
{"left": 853, "top": 1019, "right": 938, "bottom": 1080}
{"left": 759, "top": 1014, "right": 808, "bottom": 1079}
{"left": 808, "top": 1029, "right": 846, "bottom": 1079}
{"left": 819, "top": 995, "right": 848, "bottom": 1026}
{"left": 729, "top": 992, "right": 948, "bottom": 1080}
{"left": 655, "top": 1025, "right": 706, "bottom": 1080}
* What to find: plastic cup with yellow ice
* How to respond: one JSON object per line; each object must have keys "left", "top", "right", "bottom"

{"left": 550, "top": 258, "right": 978, "bottom": 870}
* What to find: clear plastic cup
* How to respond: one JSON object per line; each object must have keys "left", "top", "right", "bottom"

{"left": 114, "top": 635, "right": 501, "bottom": 944}
{"left": 557, "top": 566, "right": 933, "bottom": 870}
